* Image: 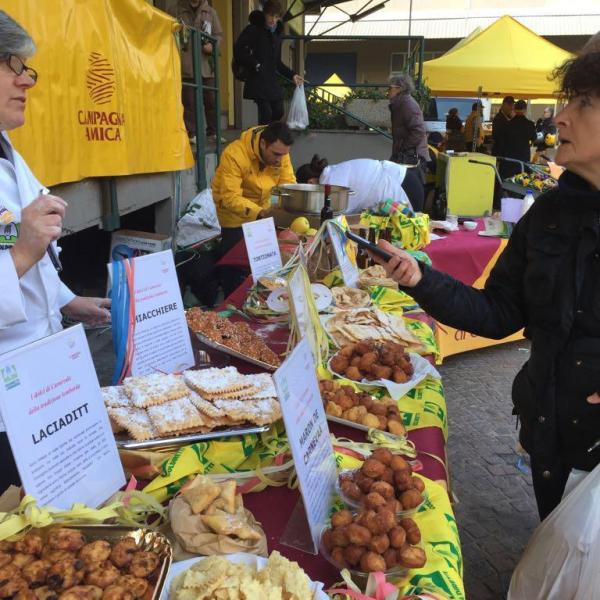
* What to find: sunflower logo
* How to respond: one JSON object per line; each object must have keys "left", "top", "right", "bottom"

{"left": 86, "top": 52, "right": 115, "bottom": 105}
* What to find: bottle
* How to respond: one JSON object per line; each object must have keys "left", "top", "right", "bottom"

{"left": 521, "top": 191, "right": 535, "bottom": 217}
{"left": 320, "top": 184, "right": 333, "bottom": 225}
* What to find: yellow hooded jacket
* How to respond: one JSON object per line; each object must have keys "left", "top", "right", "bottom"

{"left": 212, "top": 126, "right": 296, "bottom": 228}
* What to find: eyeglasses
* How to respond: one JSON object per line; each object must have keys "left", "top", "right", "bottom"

{"left": 1, "top": 55, "right": 38, "bottom": 84}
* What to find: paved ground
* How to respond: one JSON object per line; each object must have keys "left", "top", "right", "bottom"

{"left": 438, "top": 340, "right": 538, "bottom": 600}
{"left": 88, "top": 327, "right": 538, "bottom": 600}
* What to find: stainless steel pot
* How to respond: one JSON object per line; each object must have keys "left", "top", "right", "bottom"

{"left": 272, "top": 183, "right": 353, "bottom": 215}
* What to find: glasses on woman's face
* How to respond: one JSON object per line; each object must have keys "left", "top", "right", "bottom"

{"left": 2, "top": 55, "right": 38, "bottom": 84}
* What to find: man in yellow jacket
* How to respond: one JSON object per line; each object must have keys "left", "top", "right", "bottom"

{"left": 213, "top": 122, "right": 296, "bottom": 295}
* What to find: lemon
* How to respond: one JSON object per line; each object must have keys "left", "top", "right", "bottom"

{"left": 305, "top": 228, "right": 318, "bottom": 236}
{"left": 290, "top": 216, "right": 310, "bottom": 235}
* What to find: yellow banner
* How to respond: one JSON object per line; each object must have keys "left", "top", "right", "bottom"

{"left": 1, "top": 0, "right": 194, "bottom": 186}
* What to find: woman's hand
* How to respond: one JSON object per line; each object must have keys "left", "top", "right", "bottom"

{"left": 293, "top": 74, "right": 304, "bottom": 87}
{"left": 62, "top": 296, "right": 111, "bottom": 325}
{"left": 587, "top": 393, "right": 600, "bottom": 405}
{"left": 368, "top": 239, "right": 422, "bottom": 288}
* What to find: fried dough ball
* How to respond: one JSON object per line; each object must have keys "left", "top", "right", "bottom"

{"left": 336, "top": 394, "right": 354, "bottom": 411}
{"left": 372, "top": 450, "right": 393, "bottom": 468}
{"left": 331, "top": 510, "right": 353, "bottom": 529}
{"left": 15, "top": 589, "right": 38, "bottom": 600}
{"left": 398, "top": 545, "right": 426, "bottom": 569}
{"left": 343, "top": 545, "right": 365, "bottom": 567}
{"left": 359, "top": 552, "right": 386, "bottom": 574}
{"left": 325, "top": 401, "right": 343, "bottom": 418}
{"left": 339, "top": 344, "right": 356, "bottom": 358}
{"left": 380, "top": 467, "right": 394, "bottom": 486}
{"left": 345, "top": 366, "right": 362, "bottom": 381}
{"left": 340, "top": 479, "right": 362, "bottom": 501}
{"left": 12, "top": 553, "right": 36, "bottom": 569}
{"left": 359, "top": 352, "right": 378, "bottom": 372}
{"left": 399, "top": 489, "right": 423, "bottom": 510}
{"left": 369, "top": 534, "right": 390, "bottom": 554}
{"left": 392, "top": 368, "right": 409, "bottom": 384}
{"left": 377, "top": 416, "right": 388, "bottom": 431}
{"left": 350, "top": 356, "right": 362, "bottom": 368}
{"left": 361, "top": 458, "right": 385, "bottom": 479}
{"left": 384, "top": 499, "right": 402, "bottom": 514}
{"left": 389, "top": 526, "right": 407, "bottom": 549}
{"left": 47, "top": 559, "right": 86, "bottom": 591}
{"left": 371, "top": 481, "right": 394, "bottom": 500}
{"left": 117, "top": 577, "right": 147, "bottom": 599}
{"left": 330, "top": 355, "right": 350, "bottom": 374}
{"left": 365, "top": 492, "right": 386, "bottom": 511}
{"left": 22, "top": 559, "right": 52, "bottom": 586}
{"left": 390, "top": 456, "right": 410, "bottom": 472}
{"left": 371, "top": 365, "right": 393, "bottom": 380}
{"left": 400, "top": 518, "right": 421, "bottom": 545}
{"left": 34, "top": 586, "right": 59, "bottom": 600}
{"left": 15, "top": 534, "right": 43, "bottom": 557}
{"left": 109, "top": 540, "right": 137, "bottom": 570}
{"left": 0, "top": 576, "right": 28, "bottom": 599}
{"left": 411, "top": 477, "right": 425, "bottom": 493}
{"left": 361, "top": 413, "right": 380, "bottom": 429}
{"left": 47, "top": 530, "right": 85, "bottom": 553}
{"left": 388, "top": 420, "right": 407, "bottom": 437}
{"left": 101, "top": 586, "right": 133, "bottom": 600}
{"left": 393, "top": 470, "right": 413, "bottom": 492}
{"left": 42, "top": 550, "right": 76, "bottom": 565}
{"left": 330, "top": 548, "right": 348, "bottom": 569}
{"left": 362, "top": 512, "right": 384, "bottom": 536}
{"left": 0, "top": 552, "right": 12, "bottom": 568}
{"left": 343, "top": 406, "right": 367, "bottom": 422}
{"left": 354, "top": 342, "right": 371, "bottom": 355}
{"left": 346, "top": 524, "right": 372, "bottom": 546}
{"left": 330, "top": 527, "right": 350, "bottom": 548}
{"left": 320, "top": 379, "right": 334, "bottom": 392}
{"left": 128, "top": 553, "right": 158, "bottom": 579}
{"left": 85, "top": 562, "right": 120, "bottom": 589}
{"left": 383, "top": 548, "right": 399, "bottom": 570}
{"left": 321, "top": 529, "right": 333, "bottom": 553}
{"left": 368, "top": 401, "right": 387, "bottom": 417}
{"left": 79, "top": 542, "right": 111, "bottom": 566}
{"left": 59, "top": 586, "right": 103, "bottom": 600}
{"left": 375, "top": 508, "right": 396, "bottom": 534}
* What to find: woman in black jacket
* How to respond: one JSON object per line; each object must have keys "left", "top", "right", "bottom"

{"left": 233, "top": 0, "right": 303, "bottom": 125}
{"left": 369, "top": 49, "right": 600, "bottom": 521}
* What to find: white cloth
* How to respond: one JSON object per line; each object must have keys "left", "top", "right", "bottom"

{"left": 0, "top": 132, "right": 74, "bottom": 429}
{"left": 319, "top": 159, "right": 410, "bottom": 214}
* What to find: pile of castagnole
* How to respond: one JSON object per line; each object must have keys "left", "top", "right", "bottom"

{"left": 339, "top": 449, "right": 426, "bottom": 512}
{"left": 330, "top": 340, "right": 414, "bottom": 383}
{"left": 319, "top": 380, "right": 407, "bottom": 436}
{"left": 322, "top": 449, "right": 427, "bottom": 573}
{"left": 0, "top": 527, "right": 162, "bottom": 600}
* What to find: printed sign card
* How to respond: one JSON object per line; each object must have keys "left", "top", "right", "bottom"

{"left": 242, "top": 217, "right": 283, "bottom": 282}
{"left": 327, "top": 216, "right": 359, "bottom": 287}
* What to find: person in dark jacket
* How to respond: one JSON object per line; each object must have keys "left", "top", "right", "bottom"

{"left": 233, "top": 0, "right": 303, "bottom": 125}
{"left": 388, "top": 74, "right": 429, "bottom": 166}
{"left": 492, "top": 95, "right": 514, "bottom": 178}
{"left": 535, "top": 106, "right": 557, "bottom": 152}
{"left": 500, "top": 99, "right": 537, "bottom": 178}
{"left": 368, "top": 49, "right": 600, "bottom": 521}
{"left": 445, "top": 107, "right": 465, "bottom": 152}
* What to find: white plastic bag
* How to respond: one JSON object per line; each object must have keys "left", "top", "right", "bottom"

{"left": 176, "top": 188, "right": 221, "bottom": 249}
{"left": 508, "top": 462, "right": 600, "bottom": 600}
{"left": 286, "top": 85, "right": 309, "bottom": 130}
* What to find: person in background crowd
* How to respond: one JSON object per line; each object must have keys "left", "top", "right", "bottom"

{"left": 296, "top": 154, "right": 424, "bottom": 213}
{"left": 212, "top": 122, "right": 295, "bottom": 295}
{"left": 502, "top": 99, "right": 537, "bottom": 178}
{"left": 388, "top": 74, "right": 429, "bottom": 171}
{"left": 176, "top": 0, "right": 223, "bottom": 142}
{"left": 0, "top": 11, "right": 110, "bottom": 492}
{"left": 464, "top": 101, "right": 484, "bottom": 151}
{"left": 233, "top": 0, "right": 303, "bottom": 125}
{"left": 535, "top": 106, "right": 557, "bottom": 153}
{"left": 492, "top": 95, "right": 515, "bottom": 178}
{"left": 367, "top": 47, "right": 600, "bottom": 521}
{"left": 445, "top": 107, "right": 465, "bottom": 152}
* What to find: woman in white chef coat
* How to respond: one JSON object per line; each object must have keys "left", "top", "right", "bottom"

{"left": 0, "top": 11, "right": 111, "bottom": 491}
{"left": 295, "top": 154, "right": 425, "bottom": 213}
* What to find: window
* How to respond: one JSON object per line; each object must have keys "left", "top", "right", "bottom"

{"left": 390, "top": 51, "right": 443, "bottom": 76}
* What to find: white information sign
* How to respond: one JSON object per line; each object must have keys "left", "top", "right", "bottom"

{"left": 242, "top": 217, "right": 282, "bottom": 282}
{"left": 327, "top": 216, "right": 359, "bottom": 287}
{"left": 288, "top": 266, "right": 320, "bottom": 361}
{"left": 0, "top": 325, "right": 125, "bottom": 509}
{"left": 273, "top": 339, "right": 337, "bottom": 553}
{"left": 127, "top": 250, "right": 194, "bottom": 376}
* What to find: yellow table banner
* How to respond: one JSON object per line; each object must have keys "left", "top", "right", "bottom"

{"left": 2, "top": 0, "right": 194, "bottom": 186}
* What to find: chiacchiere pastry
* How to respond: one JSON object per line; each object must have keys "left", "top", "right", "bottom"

{"left": 123, "top": 373, "right": 189, "bottom": 408}
{"left": 108, "top": 407, "right": 158, "bottom": 441}
{"left": 182, "top": 367, "right": 257, "bottom": 398}
{"left": 146, "top": 397, "right": 207, "bottom": 436}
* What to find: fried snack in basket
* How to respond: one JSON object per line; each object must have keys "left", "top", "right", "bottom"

{"left": 358, "top": 265, "right": 398, "bottom": 290}
{"left": 332, "top": 287, "right": 371, "bottom": 310}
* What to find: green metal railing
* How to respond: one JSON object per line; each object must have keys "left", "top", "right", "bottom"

{"left": 180, "top": 26, "right": 222, "bottom": 191}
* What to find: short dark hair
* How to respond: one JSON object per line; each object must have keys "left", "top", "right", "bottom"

{"left": 472, "top": 101, "right": 482, "bottom": 111}
{"left": 554, "top": 51, "right": 600, "bottom": 99}
{"left": 262, "top": 0, "right": 283, "bottom": 16}
{"left": 296, "top": 154, "right": 328, "bottom": 183}
{"left": 261, "top": 121, "right": 294, "bottom": 146}
{"left": 503, "top": 96, "right": 515, "bottom": 105}
{"left": 514, "top": 99, "right": 527, "bottom": 111}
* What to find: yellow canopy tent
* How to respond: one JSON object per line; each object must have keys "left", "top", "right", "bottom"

{"left": 314, "top": 73, "right": 352, "bottom": 101}
{"left": 422, "top": 15, "right": 574, "bottom": 98}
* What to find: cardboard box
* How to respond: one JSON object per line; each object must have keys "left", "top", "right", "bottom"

{"left": 109, "top": 229, "right": 172, "bottom": 262}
